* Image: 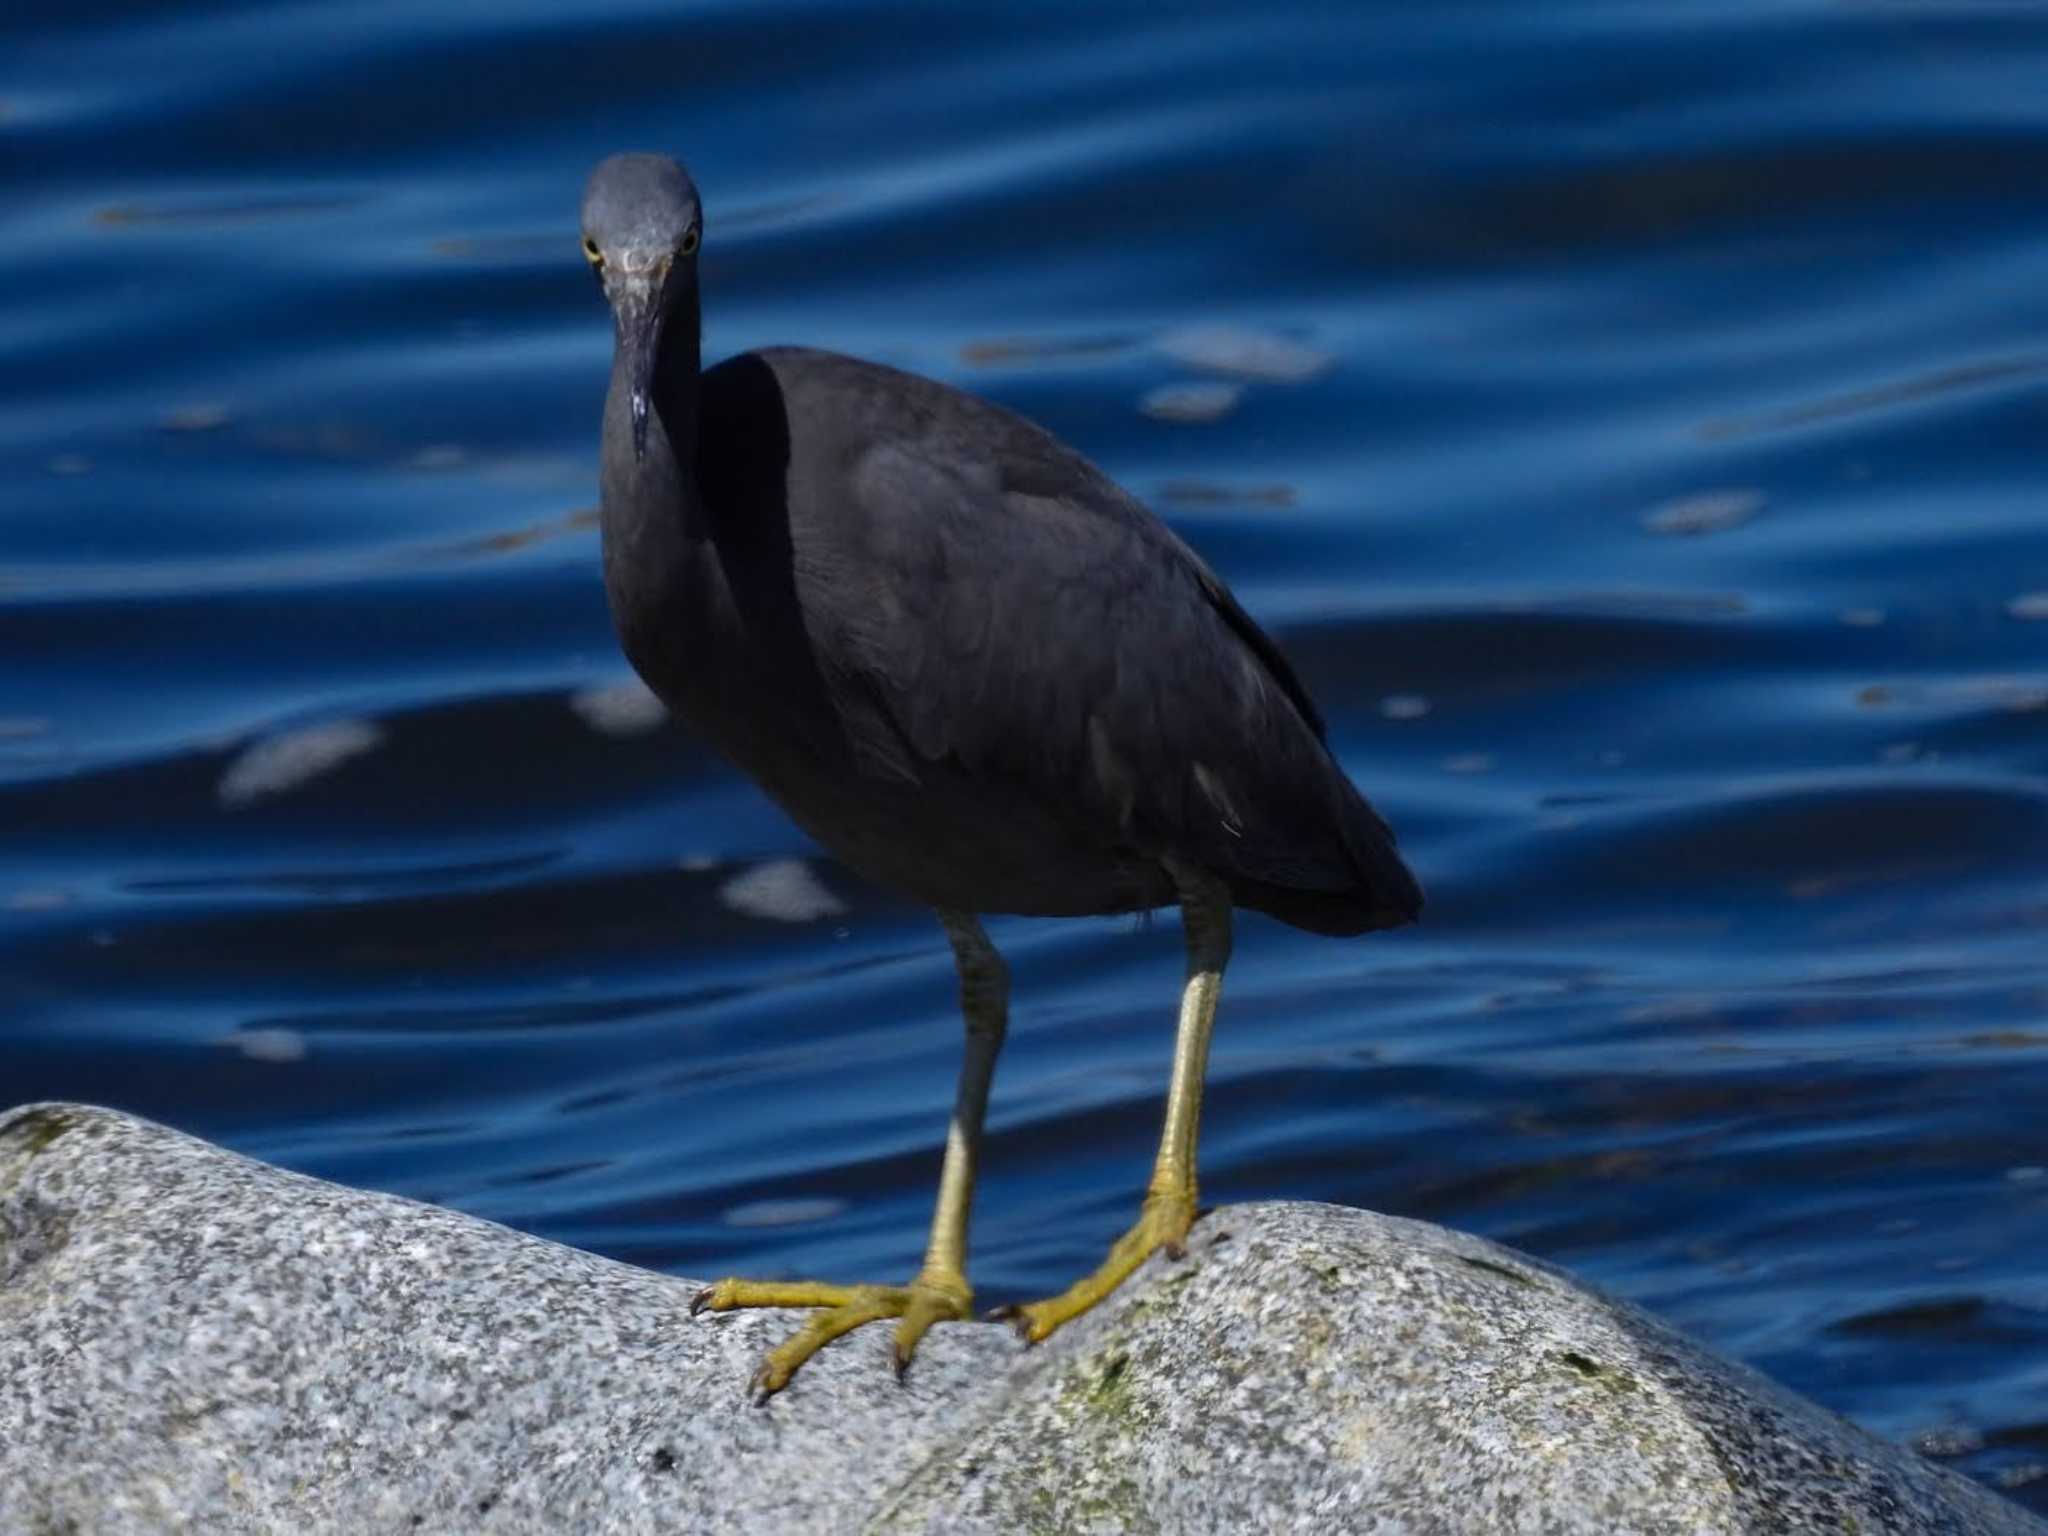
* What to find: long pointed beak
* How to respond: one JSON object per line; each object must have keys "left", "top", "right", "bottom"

{"left": 613, "top": 280, "right": 663, "bottom": 463}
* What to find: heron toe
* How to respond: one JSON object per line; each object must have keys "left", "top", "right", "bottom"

{"left": 994, "top": 1183, "right": 1198, "bottom": 1344}
{"left": 690, "top": 1271, "right": 974, "bottom": 1401}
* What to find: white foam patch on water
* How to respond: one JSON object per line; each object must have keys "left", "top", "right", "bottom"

{"left": 718, "top": 859, "right": 847, "bottom": 923}
{"left": 569, "top": 678, "right": 668, "bottom": 736}
{"left": 1640, "top": 488, "right": 1765, "bottom": 536}
{"left": 224, "top": 1027, "right": 309, "bottom": 1063}
{"left": 1139, "top": 380, "right": 1242, "bottom": 423}
{"left": 218, "top": 719, "right": 382, "bottom": 807}
{"left": 722, "top": 1197, "right": 849, "bottom": 1228}
{"left": 2007, "top": 591, "right": 2048, "bottom": 621}
{"left": 1157, "top": 324, "right": 1333, "bottom": 383}
{"left": 159, "top": 402, "right": 231, "bottom": 432}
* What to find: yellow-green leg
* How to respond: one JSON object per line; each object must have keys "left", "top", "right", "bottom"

{"left": 996, "top": 863, "right": 1233, "bottom": 1343}
{"left": 691, "top": 911, "right": 1007, "bottom": 1400}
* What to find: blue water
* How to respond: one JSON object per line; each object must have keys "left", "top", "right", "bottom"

{"left": 6, "top": 0, "right": 2047, "bottom": 1508}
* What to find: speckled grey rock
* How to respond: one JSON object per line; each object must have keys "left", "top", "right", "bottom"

{"left": 1, "top": 1104, "right": 2038, "bottom": 1536}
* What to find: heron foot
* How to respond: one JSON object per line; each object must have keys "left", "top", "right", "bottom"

{"left": 991, "top": 1184, "right": 1197, "bottom": 1344}
{"left": 689, "top": 1270, "right": 973, "bottom": 1402}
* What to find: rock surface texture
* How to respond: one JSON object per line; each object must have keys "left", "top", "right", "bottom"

{"left": 1, "top": 1102, "right": 2039, "bottom": 1535}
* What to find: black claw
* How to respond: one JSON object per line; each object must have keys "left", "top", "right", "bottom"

{"left": 689, "top": 1286, "right": 715, "bottom": 1317}
{"left": 1164, "top": 1239, "right": 1189, "bottom": 1262}
{"left": 1209, "top": 1230, "right": 1233, "bottom": 1248}
{"left": 892, "top": 1346, "right": 910, "bottom": 1383}
{"left": 986, "top": 1304, "right": 1037, "bottom": 1344}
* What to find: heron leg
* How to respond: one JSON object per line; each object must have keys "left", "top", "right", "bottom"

{"left": 691, "top": 911, "right": 1007, "bottom": 1400}
{"left": 996, "top": 863, "right": 1232, "bottom": 1344}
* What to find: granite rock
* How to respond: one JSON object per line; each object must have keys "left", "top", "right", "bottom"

{"left": 1, "top": 1102, "right": 2038, "bottom": 1535}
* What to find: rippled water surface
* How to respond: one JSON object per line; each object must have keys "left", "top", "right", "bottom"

{"left": 7, "top": 0, "right": 2047, "bottom": 1509}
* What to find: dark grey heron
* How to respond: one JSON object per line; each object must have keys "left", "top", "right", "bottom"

{"left": 581, "top": 153, "right": 1420, "bottom": 1400}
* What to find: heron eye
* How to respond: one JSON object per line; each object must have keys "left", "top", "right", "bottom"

{"left": 581, "top": 236, "right": 603, "bottom": 266}
{"left": 679, "top": 226, "right": 700, "bottom": 257}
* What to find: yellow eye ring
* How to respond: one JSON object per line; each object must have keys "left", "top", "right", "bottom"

{"left": 679, "top": 227, "right": 700, "bottom": 257}
{"left": 581, "top": 236, "right": 603, "bottom": 266}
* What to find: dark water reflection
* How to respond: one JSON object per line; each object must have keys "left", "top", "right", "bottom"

{"left": 5, "top": 0, "right": 2046, "bottom": 1511}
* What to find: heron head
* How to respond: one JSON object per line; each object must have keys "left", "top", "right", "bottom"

{"left": 581, "top": 154, "right": 702, "bottom": 461}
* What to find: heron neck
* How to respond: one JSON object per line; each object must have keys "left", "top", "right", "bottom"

{"left": 598, "top": 297, "right": 716, "bottom": 671}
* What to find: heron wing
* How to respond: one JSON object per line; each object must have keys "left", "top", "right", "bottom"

{"left": 811, "top": 427, "right": 1401, "bottom": 908}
